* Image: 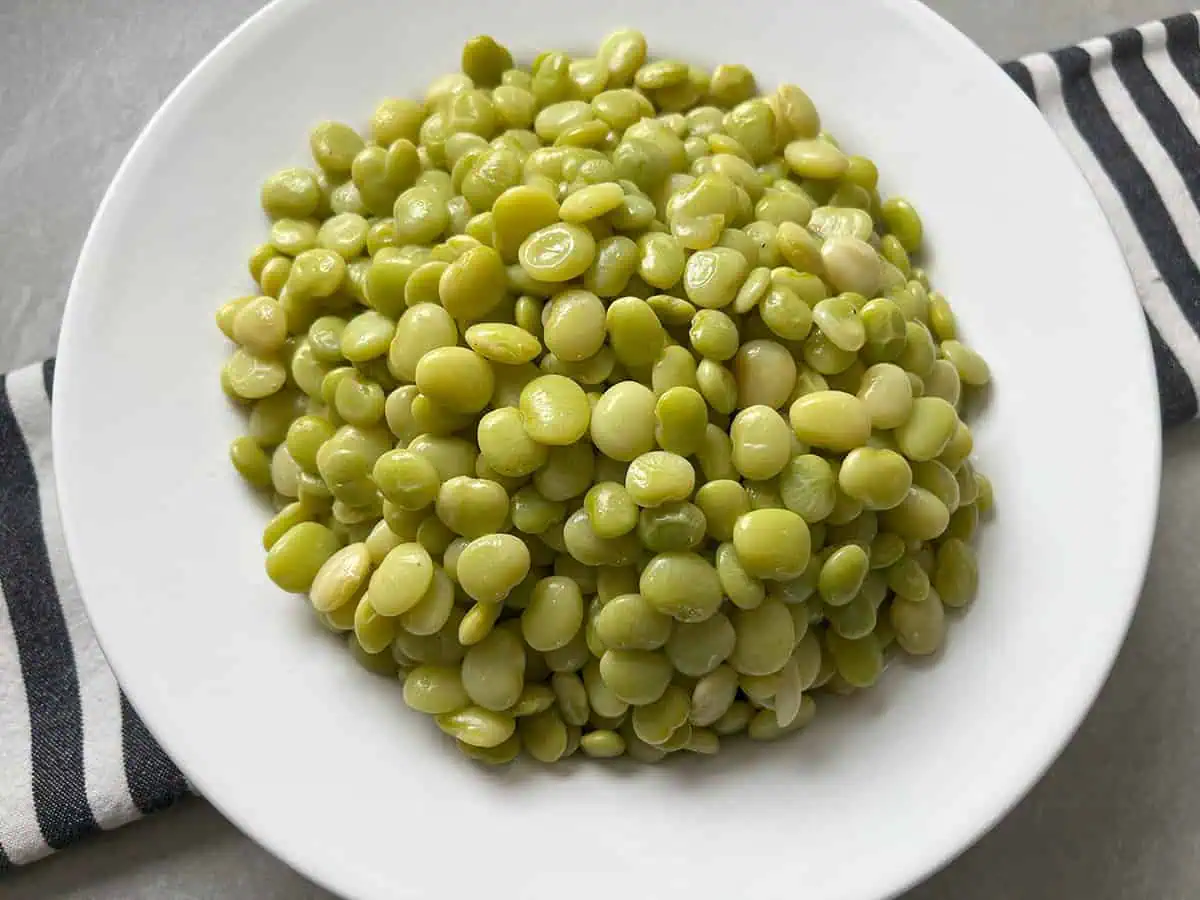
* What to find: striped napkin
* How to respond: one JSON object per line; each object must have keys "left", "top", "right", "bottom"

{"left": 2, "top": 8, "right": 1199, "bottom": 870}
{"left": 0, "top": 362, "right": 188, "bottom": 870}
{"left": 1004, "top": 11, "right": 1200, "bottom": 425}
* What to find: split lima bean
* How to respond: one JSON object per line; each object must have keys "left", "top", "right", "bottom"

{"left": 224, "top": 28, "right": 995, "bottom": 764}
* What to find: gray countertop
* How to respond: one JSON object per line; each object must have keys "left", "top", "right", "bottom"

{"left": 2, "top": 1, "right": 1198, "bottom": 897}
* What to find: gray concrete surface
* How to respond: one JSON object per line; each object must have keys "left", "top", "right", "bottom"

{"left": 1, "top": 0, "right": 1197, "bottom": 897}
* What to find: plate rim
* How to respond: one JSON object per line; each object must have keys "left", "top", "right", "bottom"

{"left": 51, "top": 0, "right": 1163, "bottom": 897}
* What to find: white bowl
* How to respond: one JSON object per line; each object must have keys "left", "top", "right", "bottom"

{"left": 53, "top": 0, "right": 1160, "bottom": 897}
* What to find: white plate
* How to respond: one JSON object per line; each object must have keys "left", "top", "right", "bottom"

{"left": 53, "top": 0, "right": 1160, "bottom": 898}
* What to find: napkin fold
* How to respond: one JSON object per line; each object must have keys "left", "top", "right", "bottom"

{"left": 3, "top": 9, "right": 1200, "bottom": 869}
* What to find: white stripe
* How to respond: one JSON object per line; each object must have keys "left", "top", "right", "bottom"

{"left": 1025, "top": 52, "right": 1200, "bottom": 390}
{"left": 5, "top": 366, "right": 140, "bottom": 834}
{"left": 1087, "top": 37, "right": 1200, "bottom": 266}
{"left": 1140, "top": 20, "right": 1200, "bottom": 156}
{"left": 1083, "top": 36, "right": 1200, "bottom": 385}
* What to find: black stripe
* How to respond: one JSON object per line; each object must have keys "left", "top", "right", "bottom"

{"left": 42, "top": 359, "right": 55, "bottom": 403}
{"left": 1145, "top": 315, "right": 1199, "bottom": 425}
{"left": 1002, "top": 60, "right": 1037, "bottom": 101}
{"left": 1109, "top": 27, "right": 1200, "bottom": 330}
{"left": 0, "top": 839, "right": 10, "bottom": 871}
{"left": 121, "top": 693, "right": 188, "bottom": 815}
{"left": 0, "top": 375, "right": 98, "bottom": 848}
{"left": 1054, "top": 46, "right": 1200, "bottom": 337}
{"left": 1108, "top": 27, "right": 1200, "bottom": 334}
{"left": 1163, "top": 13, "right": 1200, "bottom": 100}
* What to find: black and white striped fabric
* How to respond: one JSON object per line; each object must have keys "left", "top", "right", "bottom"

{"left": 1005, "top": 10, "right": 1200, "bottom": 425}
{"left": 3, "top": 8, "right": 1200, "bottom": 870}
{"left": 0, "top": 361, "right": 188, "bottom": 870}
